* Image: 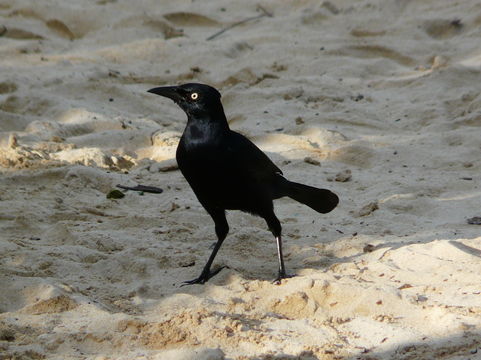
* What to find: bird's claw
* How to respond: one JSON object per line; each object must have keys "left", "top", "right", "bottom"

{"left": 180, "top": 277, "right": 206, "bottom": 286}
{"left": 272, "top": 272, "right": 295, "bottom": 285}
{"left": 180, "top": 266, "right": 226, "bottom": 287}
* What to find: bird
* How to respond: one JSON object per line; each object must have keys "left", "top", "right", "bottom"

{"left": 147, "top": 83, "right": 339, "bottom": 285}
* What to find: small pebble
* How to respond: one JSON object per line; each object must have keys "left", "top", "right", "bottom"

{"left": 170, "top": 202, "right": 180, "bottom": 212}
{"left": 357, "top": 201, "right": 379, "bottom": 217}
{"left": 106, "top": 189, "right": 125, "bottom": 199}
{"left": 416, "top": 295, "right": 428, "bottom": 302}
{"left": 335, "top": 169, "right": 352, "bottom": 182}
{"left": 8, "top": 133, "right": 18, "bottom": 149}
{"left": 304, "top": 157, "right": 320, "bottom": 166}
{"left": 50, "top": 136, "right": 64, "bottom": 143}
{"left": 363, "top": 244, "right": 375, "bottom": 253}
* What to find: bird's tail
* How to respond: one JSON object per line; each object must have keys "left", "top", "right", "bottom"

{"left": 279, "top": 176, "right": 339, "bottom": 214}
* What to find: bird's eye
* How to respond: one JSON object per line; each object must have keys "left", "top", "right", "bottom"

{"left": 191, "top": 92, "right": 199, "bottom": 100}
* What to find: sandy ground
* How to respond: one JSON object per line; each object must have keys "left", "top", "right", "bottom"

{"left": 1, "top": 0, "right": 481, "bottom": 359}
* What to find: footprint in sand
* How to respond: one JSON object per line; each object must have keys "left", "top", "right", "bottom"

{"left": 45, "top": 19, "right": 76, "bottom": 40}
{"left": 8, "top": 8, "right": 42, "bottom": 20}
{"left": 423, "top": 18, "right": 464, "bottom": 39}
{"left": 113, "top": 15, "right": 183, "bottom": 40}
{"left": 163, "top": 12, "right": 220, "bottom": 27}
{"left": 329, "top": 144, "right": 376, "bottom": 168}
{"left": 6, "top": 8, "right": 76, "bottom": 40}
{"left": 0, "top": 95, "right": 52, "bottom": 116}
{"left": 8, "top": 7, "right": 96, "bottom": 40}
{"left": 0, "top": 82, "right": 17, "bottom": 94}
{"left": 1, "top": 27, "right": 43, "bottom": 40}
{"left": 330, "top": 45, "right": 415, "bottom": 67}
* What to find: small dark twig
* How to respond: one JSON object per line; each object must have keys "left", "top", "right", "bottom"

{"left": 116, "top": 184, "right": 163, "bottom": 194}
{"left": 206, "top": 5, "right": 273, "bottom": 41}
{"left": 0, "top": 25, "right": 7, "bottom": 37}
{"left": 467, "top": 216, "right": 481, "bottom": 225}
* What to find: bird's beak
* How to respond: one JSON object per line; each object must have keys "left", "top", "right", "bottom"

{"left": 147, "top": 86, "right": 183, "bottom": 102}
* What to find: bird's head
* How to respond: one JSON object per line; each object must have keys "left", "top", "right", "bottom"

{"left": 147, "top": 83, "right": 223, "bottom": 119}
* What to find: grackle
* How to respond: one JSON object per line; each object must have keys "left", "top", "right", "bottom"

{"left": 148, "top": 83, "right": 338, "bottom": 285}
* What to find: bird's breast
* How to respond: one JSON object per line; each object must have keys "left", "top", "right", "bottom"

{"left": 177, "top": 132, "right": 222, "bottom": 173}
{"left": 186, "top": 124, "right": 203, "bottom": 140}
{"left": 182, "top": 121, "right": 222, "bottom": 149}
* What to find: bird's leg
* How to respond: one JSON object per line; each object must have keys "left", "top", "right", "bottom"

{"left": 275, "top": 235, "right": 286, "bottom": 280}
{"left": 181, "top": 209, "right": 228, "bottom": 286}
{"left": 273, "top": 235, "right": 293, "bottom": 284}
{"left": 181, "top": 238, "right": 226, "bottom": 286}
{"left": 263, "top": 210, "right": 293, "bottom": 284}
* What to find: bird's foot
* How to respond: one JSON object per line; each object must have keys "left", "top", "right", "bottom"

{"left": 272, "top": 271, "right": 295, "bottom": 285}
{"left": 180, "top": 266, "right": 226, "bottom": 287}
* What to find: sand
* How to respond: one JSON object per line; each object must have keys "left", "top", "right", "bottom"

{"left": 1, "top": 0, "right": 481, "bottom": 359}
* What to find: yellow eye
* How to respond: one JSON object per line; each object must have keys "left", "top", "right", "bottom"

{"left": 191, "top": 92, "right": 199, "bottom": 100}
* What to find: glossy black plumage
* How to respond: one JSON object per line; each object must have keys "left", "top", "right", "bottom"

{"left": 148, "top": 83, "right": 339, "bottom": 284}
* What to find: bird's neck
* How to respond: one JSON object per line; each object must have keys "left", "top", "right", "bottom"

{"left": 183, "top": 111, "right": 229, "bottom": 147}
{"left": 187, "top": 112, "right": 228, "bottom": 129}
{"left": 186, "top": 102, "right": 229, "bottom": 127}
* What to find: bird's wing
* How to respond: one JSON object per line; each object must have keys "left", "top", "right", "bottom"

{"left": 225, "top": 131, "right": 282, "bottom": 181}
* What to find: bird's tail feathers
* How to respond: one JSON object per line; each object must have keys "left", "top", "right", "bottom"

{"left": 280, "top": 177, "right": 339, "bottom": 214}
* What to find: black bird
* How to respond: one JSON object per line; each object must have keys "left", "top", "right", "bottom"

{"left": 148, "top": 83, "right": 338, "bottom": 285}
